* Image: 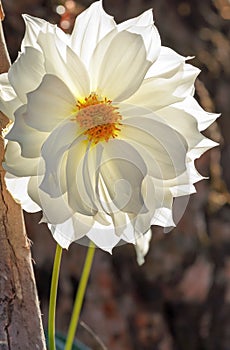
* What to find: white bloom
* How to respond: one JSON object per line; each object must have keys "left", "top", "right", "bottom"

{"left": 0, "top": 1, "right": 219, "bottom": 264}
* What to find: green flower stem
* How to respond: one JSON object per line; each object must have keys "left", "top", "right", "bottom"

{"left": 48, "top": 244, "right": 63, "bottom": 350}
{"left": 65, "top": 241, "right": 96, "bottom": 350}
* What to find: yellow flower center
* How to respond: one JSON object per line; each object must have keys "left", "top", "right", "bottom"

{"left": 75, "top": 93, "right": 122, "bottom": 144}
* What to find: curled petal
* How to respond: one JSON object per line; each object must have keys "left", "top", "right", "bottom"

{"left": 118, "top": 9, "right": 154, "bottom": 29}
{"left": 50, "top": 213, "right": 94, "bottom": 249}
{"left": 135, "top": 229, "right": 152, "bottom": 265}
{"left": 24, "top": 74, "right": 76, "bottom": 132}
{"left": 5, "top": 175, "right": 40, "bottom": 213}
{"left": 22, "top": 14, "right": 68, "bottom": 49}
{"left": 0, "top": 73, "right": 21, "bottom": 120}
{"left": 146, "top": 46, "right": 191, "bottom": 79}
{"left": 174, "top": 96, "right": 220, "bottom": 131}
{"left": 40, "top": 119, "right": 80, "bottom": 197}
{"left": 156, "top": 105, "right": 205, "bottom": 150}
{"left": 4, "top": 141, "right": 39, "bottom": 177}
{"left": 117, "top": 9, "right": 161, "bottom": 62}
{"left": 28, "top": 176, "right": 73, "bottom": 224}
{"left": 8, "top": 47, "right": 45, "bottom": 104}
{"left": 121, "top": 24, "right": 161, "bottom": 63}
{"left": 126, "top": 62, "right": 200, "bottom": 110}
{"left": 6, "top": 105, "right": 48, "bottom": 158}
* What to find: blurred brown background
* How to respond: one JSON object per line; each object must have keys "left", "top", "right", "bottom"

{"left": 2, "top": 0, "right": 230, "bottom": 349}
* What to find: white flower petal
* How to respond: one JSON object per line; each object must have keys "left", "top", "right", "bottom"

{"left": 0, "top": 73, "right": 21, "bottom": 121}
{"left": 6, "top": 105, "right": 48, "bottom": 158}
{"left": 126, "top": 62, "right": 199, "bottom": 110}
{"left": 95, "top": 30, "right": 152, "bottom": 101}
{"left": 40, "top": 119, "right": 80, "bottom": 197}
{"left": 28, "top": 176, "right": 73, "bottom": 224}
{"left": 89, "top": 28, "right": 118, "bottom": 91}
{"left": 66, "top": 137, "right": 98, "bottom": 216}
{"left": 135, "top": 229, "right": 152, "bottom": 265}
{"left": 70, "top": 0, "right": 116, "bottom": 68}
{"left": 151, "top": 207, "right": 175, "bottom": 227}
{"left": 117, "top": 10, "right": 161, "bottom": 62}
{"left": 50, "top": 213, "right": 94, "bottom": 248}
{"left": 3, "top": 141, "right": 39, "bottom": 177}
{"left": 121, "top": 115, "right": 188, "bottom": 179}
{"left": 173, "top": 63, "right": 200, "bottom": 97}
{"left": 161, "top": 160, "right": 201, "bottom": 198}
{"left": 136, "top": 104, "right": 218, "bottom": 160}
{"left": 86, "top": 223, "right": 119, "bottom": 253}
{"left": 111, "top": 211, "right": 130, "bottom": 237}
{"left": 24, "top": 74, "right": 76, "bottom": 132}
{"left": 50, "top": 222, "right": 73, "bottom": 249}
{"left": 5, "top": 175, "right": 40, "bottom": 212}
{"left": 98, "top": 139, "right": 148, "bottom": 214}
{"left": 37, "top": 32, "right": 90, "bottom": 98}
{"left": 8, "top": 47, "right": 45, "bottom": 104}
{"left": 118, "top": 9, "right": 154, "bottom": 29}
{"left": 146, "top": 46, "right": 190, "bottom": 79}
{"left": 156, "top": 105, "right": 205, "bottom": 149}
{"left": 121, "top": 25, "right": 161, "bottom": 63}
{"left": 174, "top": 96, "right": 220, "bottom": 131}
{"left": 22, "top": 14, "right": 68, "bottom": 49}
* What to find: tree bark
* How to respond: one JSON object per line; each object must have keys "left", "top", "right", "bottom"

{"left": 0, "top": 6, "right": 46, "bottom": 349}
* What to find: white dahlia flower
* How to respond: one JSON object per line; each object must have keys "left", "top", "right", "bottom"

{"left": 0, "top": 1, "right": 219, "bottom": 264}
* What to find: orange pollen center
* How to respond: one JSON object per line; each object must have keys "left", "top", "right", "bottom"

{"left": 75, "top": 93, "right": 122, "bottom": 144}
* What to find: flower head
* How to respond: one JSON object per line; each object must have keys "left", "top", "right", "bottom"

{"left": 0, "top": 1, "right": 219, "bottom": 264}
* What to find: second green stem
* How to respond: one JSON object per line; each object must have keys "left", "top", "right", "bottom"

{"left": 65, "top": 241, "right": 96, "bottom": 350}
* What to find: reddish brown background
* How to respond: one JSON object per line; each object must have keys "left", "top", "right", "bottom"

{"left": 2, "top": 1, "right": 230, "bottom": 349}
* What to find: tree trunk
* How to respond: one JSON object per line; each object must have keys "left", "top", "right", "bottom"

{"left": 0, "top": 9, "right": 46, "bottom": 350}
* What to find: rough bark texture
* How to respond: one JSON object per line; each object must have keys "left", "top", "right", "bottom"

{"left": 0, "top": 16, "right": 46, "bottom": 350}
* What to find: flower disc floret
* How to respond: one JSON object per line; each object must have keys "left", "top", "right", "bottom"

{"left": 76, "top": 93, "right": 122, "bottom": 144}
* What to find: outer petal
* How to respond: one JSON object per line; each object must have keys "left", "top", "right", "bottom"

{"left": 22, "top": 14, "right": 69, "bottom": 49}
{"left": 40, "top": 119, "right": 80, "bottom": 197}
{"left": 117, "top": 8, "right": 161, "bottom": 62}
{"left": 86, "top": 215, "right": 136, "bottom": 253}
{"left": 6, "top": 105, "right": 48, "bottom": 158}
{"left": 121, "top": 25, "right": 160, "bottom": 63}
{"left": 3, "top": 141, "right": 39, "bottom": 177}
{"left": 28, "top": 176, "right": 73, "bottom": 224}
{"left": 174, "top": 96, "right": 220, "bottom": 131}
{"left": 94, "top": 31, "right": 152, "bottom": 101}
{"left": 8, "top": 47, "right": 45, "bottom": 104}
{"left": 0, "top": 73, "right": 21, "bottom": 121}
{"left": 126, "top": 63, "right": 200, "bottom": 110}
{"left": 155, "top": 105, "right": 218, "bottom": 159}
{"left": 146, "top": 46, "right": 191, "bottom": 79}
{"left": 86, "top": 224, "right": 120, "bottom": 253}
{"left": 24, "top": 74, "right": 76, "bottom": 132}
{"left": 135, "top": 229, "right": 152, "bottom": 265}
{"left": 5, "top": 175, "right": 40, "bottom": 213}
{"left": 70, "top": 1, "right": 116, "bottom": 68}
{"left": 121, "top": 114, "right": 188, "bottom": 180}
{"left": 50, "top": 213, "right": 94, "bottom": 249}
{"left": 117, "top": 9, "right": 154, "bottom": 29}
